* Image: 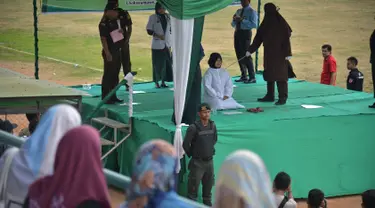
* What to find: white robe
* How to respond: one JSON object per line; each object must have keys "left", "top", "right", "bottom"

{"left": 203, "top": 68, "right": 245, "bottom": 110}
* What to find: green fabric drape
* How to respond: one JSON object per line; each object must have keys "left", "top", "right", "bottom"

{"left": 157, "top": 0, "right": 232, "bottom": 20}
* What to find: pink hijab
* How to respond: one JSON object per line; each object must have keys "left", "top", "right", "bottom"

{"left": 27, "top": 125, "right": 111, "bottom": 208}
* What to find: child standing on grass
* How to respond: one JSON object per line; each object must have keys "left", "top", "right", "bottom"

{"left": 273, "top": 172, "right": 297, "bottom": 208}
{"left": 346, "top": 56, "right": 364, "bottom": 92}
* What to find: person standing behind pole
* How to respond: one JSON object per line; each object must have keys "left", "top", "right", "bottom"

{"left": 369, "top": 29, "right": 375, "bottom": 108}
{"left": 231, "top": 0, "right": 258, "bottom": 84}
{"left": 146, "top": 2, "right": 173, "bottom": 88}
{"left": 183, "top": 103, "right": 217, "bottom": 206}
{"left": 99, "top": 2, "right": 123, "bottom": 104}
{"left": 246, "top": 3, "right": 292, "bottom": 105}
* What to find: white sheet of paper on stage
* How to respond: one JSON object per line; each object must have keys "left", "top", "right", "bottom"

{"left": 133, "top": 91, "right": 146, "bottom": 94}
{"left": 110, "top": 29, "right": 124, "bottom": 43}
{"left": 233, "top": 85, "right": 237, "bottom": 88}
{"left": 301, "top": 104, "right": 323, "bottom": 109}
{"left": 119, "top": 102, "right": 140, "bottom": 106}
{"left": 222, "top": 111, "right": 243, "bottom": 115}
{"left": 169, "top": 88, "right": 174, "bottom": 91}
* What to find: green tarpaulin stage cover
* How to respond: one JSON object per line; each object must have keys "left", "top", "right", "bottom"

{"left": 74, "top": 75, "right": 375, "bottom": 199}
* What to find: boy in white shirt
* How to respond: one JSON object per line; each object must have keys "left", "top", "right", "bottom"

{"left": 273, "top": 172, "right": 297, "bottom": 208}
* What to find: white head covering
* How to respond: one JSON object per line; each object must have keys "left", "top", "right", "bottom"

{"left": 213, "top": 150, "right": 276, "bottom": 208}
{"left": 23, "top": 104, "right": 82, "bottom": 177}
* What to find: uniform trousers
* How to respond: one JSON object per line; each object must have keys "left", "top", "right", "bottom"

{"left": 372, "top": 63, "right": 375, "bottom": 98}
{"left": 101, "top": 49, "right": 121, "bottom": 100}
{"left": 266, "top": 81, "right": 288, "bottom": 101}
{"left": 187, "top": 158, "right": 214, "bottom": 206}
{"left": 234, "top": 29, "right": 255, "bottom": 80}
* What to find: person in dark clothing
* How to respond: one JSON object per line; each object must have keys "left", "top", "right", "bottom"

{"left": 99, "top": 2, "right": 123, "bottom": 104}
{"left": 109, "top": 0, "right": 133, "bottom": 91}
{"left": 307, "top": 189, "right": 326, "bottom": 208}
{"left": 362, "top": 190, "right": 375, "bottom": 208}
{"left": 231, "top": 0, "right": 258, "bottom": 83}
{"left": 19, "top": 113, "right": 40, "bottom": 137}
{"left": 246, "top": 3, "right": 292, "bottom": 105}
{"left": 369, "top": 30, "right": 375, "bottom": 108}
{"left": 146, "top": 2, "right": 173, "bottom": 88}
{"left": 183, "top": 103, "right": 217, "bottom": 206}
{"left": 346, "top": 56, "right": 364, "bottom": 92}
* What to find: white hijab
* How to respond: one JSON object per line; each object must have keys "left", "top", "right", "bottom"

{"left": 214, "top": 150, "right": 276, "bottom": 208}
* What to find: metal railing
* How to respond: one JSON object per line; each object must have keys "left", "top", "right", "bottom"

{"left": 0, "top": 130, "right": 208, "bottom": 208}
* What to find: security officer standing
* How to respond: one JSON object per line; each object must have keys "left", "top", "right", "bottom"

{"left": 110, "top": 0, "right": 133, "bottom": 91}
{"left": 231, "top": 0, "right": 258, "bottom": 84}
{"left": 183, "top": 103, "right": 217, "bottom": 206}
{"left": 346, "top": 56, "right": 364, "bottom": 92}
{"left": 99, "top": 2, "right": 123, "bottom": 104}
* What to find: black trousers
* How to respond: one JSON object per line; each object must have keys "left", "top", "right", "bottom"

{"left": 372, "top": 63, "right": 375, "bottom": 98}
{"left": 266, "top": 81, "right": 288, "bottom": 101}
{"left": 234, "top": 30, "right": 255, "bottom": 80}
{"left": 120, "top": 42, "right": 131, "bottom": 77}
{"left": 187, "top": 158, "right": 214, "bottom": 206}
{"left": 101, "top": 49, "right": 121, "bottom": 100}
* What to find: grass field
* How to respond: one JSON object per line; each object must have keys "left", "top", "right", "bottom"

{"left": 0, "top": 0, "right": 374, "bottom": 90}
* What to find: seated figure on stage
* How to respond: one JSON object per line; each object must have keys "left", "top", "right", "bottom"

{"left": 203, "top": 53, "right": 245, "bottom": 110}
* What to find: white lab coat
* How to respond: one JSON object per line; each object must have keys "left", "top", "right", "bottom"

{"left": 203, "top": 68, "right": 245, "bottom": 110}
{"left": 146, "top": 14, "right": 171, "bottom": 50}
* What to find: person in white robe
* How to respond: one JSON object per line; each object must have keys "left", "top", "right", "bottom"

{"left": 203, "top": 53, "right": 245, "bottom": 110}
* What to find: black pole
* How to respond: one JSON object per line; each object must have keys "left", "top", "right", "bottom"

{"left": 33, "top": 0, "right": 39, "bottom": 80}
{"left": 254, "top": 0, "right": 261, "bottom": 73}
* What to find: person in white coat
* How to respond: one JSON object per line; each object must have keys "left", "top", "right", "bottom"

{"left": 203, "top": 53, "right": 245, "bottom": 110}
{"left": 146, "top": 2, "right": 173, "bottom": 88}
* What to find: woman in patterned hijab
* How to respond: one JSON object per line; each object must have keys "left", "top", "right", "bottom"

{"left": 213, "top": 150, "right": 276, "bottom": 208}
{"left": 122, "top": 139, "right": 194, "bottom": 208}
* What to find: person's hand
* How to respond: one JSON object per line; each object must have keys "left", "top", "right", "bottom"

{"left": 106, "top": 53, "right": 112, "bottom": 62}
{"left": 159, "top": 35, "right": 165, "bottom": 40}
{"left": 223, "top": 96, "right": 229, "bottom": 100}
{"left": 118, "top": 28, "right": 124, "bottom": 33}
{"left": 245, "top": 51, "right": 251, "bottom": 57}
{"left": 235, "top": 16, "right": 242, "bottom": 22}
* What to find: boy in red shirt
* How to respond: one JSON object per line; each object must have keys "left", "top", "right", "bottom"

{"left": 320, "top": 44, "right": 337, "bottom": 85}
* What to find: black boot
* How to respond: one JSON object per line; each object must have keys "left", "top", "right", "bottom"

{"left": 258, "top": 81, "right": 275, "bottom": 102}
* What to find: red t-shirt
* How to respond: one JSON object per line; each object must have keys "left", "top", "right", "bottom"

{"left": 320, "top": 55, "right": 337, "bottom": 85}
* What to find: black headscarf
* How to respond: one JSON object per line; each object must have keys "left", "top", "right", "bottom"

{"left": 155, "top": 2, "right": 167, "bottom": 32}
{"left": 208, "top": 53, "right": 222, "bottom": 68}
{"left": 260, "top": 3, "right": 292, "bottom": 38}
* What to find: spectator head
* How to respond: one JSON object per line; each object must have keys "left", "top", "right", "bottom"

{"left": 307, "top": 189, "right": 326, "bottom": 208}
{"left": 241, "top": 0, "right": 250, "bottom": 8}
{"left": 0, "top": 119, "right": 18, "bottom": 134}
{"left": 362, "top": 190, "right": 375, "bottom": 208}
{"left": 26, "top": 113, "right": 40, "bottom": 122}
{"left": 347, "top": 56, "right": 358, "bottom": 70}
{"left": 321, "top": 44, "right": 332, "bottom": 58}
{"left": 273, "top": 171, "right": 291, "bottom": 192}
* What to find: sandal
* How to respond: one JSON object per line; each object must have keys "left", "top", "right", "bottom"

{"left": 247, "top": 107, "right": 264, "bottom": 113}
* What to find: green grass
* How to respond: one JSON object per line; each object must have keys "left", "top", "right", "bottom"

{"left": 0, "top": 0, "right": 375, "bottom": 90}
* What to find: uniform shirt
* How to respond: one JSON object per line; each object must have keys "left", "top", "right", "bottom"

{"left": 99, "top": 18, "right": 122, "bottom": 51}
{"left": 231, "top": 5, "right": 258, "bottom": 30}
{"left": 347, "top": 68, "right": 364, "bottom": 91}
{"left": 117, "top": 8, "right": 132, "bottom": 35}
{"left": 182, "top": 120, "right": 218, "bottom": 159}
{"left": 274, "top": 194, "right": 297, "bottom": 208}
{"left": 320, "top": 55, "right": 337, "bottom": 85}
{"left": 146, "top": 13, "right": 172, "bottom": 50}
